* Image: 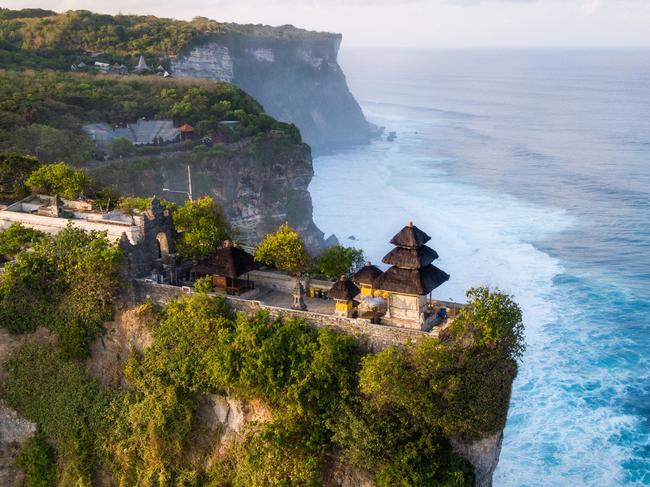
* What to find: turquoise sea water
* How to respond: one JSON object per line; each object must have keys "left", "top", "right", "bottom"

{"left": 309, "top": 49, "right": 650, "bottom": 486}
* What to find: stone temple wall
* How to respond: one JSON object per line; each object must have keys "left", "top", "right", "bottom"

{"left": 132, "top": 280, "right": 437, "bottom": 352}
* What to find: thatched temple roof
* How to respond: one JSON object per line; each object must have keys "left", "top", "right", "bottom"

{"left": 352, "top": 262, "right": 383, "bottom": 285}
{"left": 389, "top": 222, "right": 431, "bottom": 249}
{"left": 193, "top": 242, "right": 258, "bottom": 278}
{"left": 382, "top": 246, "right": 439, "bottom": 269}
{"left": 374, "top": 221, "right": 450, "bottom": 295}
{"left": 328, "top": 276, "right": 361, "bottom": 301}
{"left": 373, "top": 265, "right": 450, "bottom": 295}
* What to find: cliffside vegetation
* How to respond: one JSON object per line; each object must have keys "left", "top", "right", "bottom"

{"left": 0, "top": 8, "right": 223, "bottom": 69}
{"left": 0, "top": 225, "right": 124, "bottom": 358}
{"left": 1, "top": 282, "right": 523, "bottom": 486}
{"left": 0, "top": 69, "right": 299, "bottom": 164}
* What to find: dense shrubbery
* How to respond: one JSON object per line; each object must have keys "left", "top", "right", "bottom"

{"left": 2, "top": 344, "right": 110, "bottom": 485}
{"left": 1, "top": 283, "right": 522, "bottom": 486}
{"left": 0, "top": 225, "right": 123, "bottom": 357}
{"left": 0, "top": 69, "right": 300, "bottom": 164}
{"left": 116, "top": 195, "right": 176, "bottom": 214}
{"left": 0, "top": 9, "right": 221, "bottom": 59}
{"left": 103, "top": 293, "right": 363, "bottom": 485}
{"left": 15, "top": 428, "right": 56, "bottom": 487}
{"left": 0, "top": 222, "right": 46, "bottom": 260}
{"left": 25, "top": 161, "right": 96, "bottom": 199}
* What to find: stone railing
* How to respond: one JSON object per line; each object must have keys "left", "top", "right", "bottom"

{"left": 133, "top": 280, "right": 439, "bottom": 351}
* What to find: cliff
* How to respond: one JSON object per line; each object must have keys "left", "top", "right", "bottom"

{"left": 0, "top": 10, "right": 374, "bottom": 152}
{"left": 1, "top": 293, "right": 510, "bottom": 487}
{"left": 91, "top": 131, "right": 327, "bottom": 252}
{"left": 87, "top": 304, "right": 503, "bottom": 487}
{"left": 171, "top": 25, "right": 373, "bottom": 152}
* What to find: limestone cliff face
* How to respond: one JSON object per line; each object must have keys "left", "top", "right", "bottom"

{"left": 171, "top": 26, "right": 372, "bottom": 152}
{"left": 451, "top": 433, "right": 504, "bottom": 487}
{"left": 92, "top": 132, "right": 326, "bottom": 252}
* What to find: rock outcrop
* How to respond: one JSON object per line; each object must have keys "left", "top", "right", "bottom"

{"left": 451, "top": 432, "right": 504, "bottom": 487}
{"left": 0, "top": 401, "right": 36, "bottom": 487}
{"left": 171, "top": 25, "right": 373, "bottom": 152}
{"left": 92, "top": 131, "right": 327, "bottom": 252}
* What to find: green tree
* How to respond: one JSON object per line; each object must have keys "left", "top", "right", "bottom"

{"left": 109, "top": 137, "right": 135, "bottom": 158}
{"left": 0, "top": 222, "right": 46, "bottom": 260}
{"left": 443, "top": 286, "right": 525, "bottom": 361}
{"left": 25, "top": 162, "right": 95, "bottom": 200}
{"left": 310, "top": 245, "right": 365, "bottom": 280}
{"left": 0, "top": 152, "right": 40, "bottom": 200}
{"left": 173, "top": 196, "right": 232, "bottom": 260}
{"left": 254, "top": 223, "right": 310, "bottom": 275}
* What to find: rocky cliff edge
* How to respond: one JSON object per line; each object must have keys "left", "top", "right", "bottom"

{"left": 171, "top": 25, "right": 374, "bottom": 152}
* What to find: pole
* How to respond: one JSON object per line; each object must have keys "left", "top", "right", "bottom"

{"left": 187, "top": 165, "right": 193, "bottom": 201}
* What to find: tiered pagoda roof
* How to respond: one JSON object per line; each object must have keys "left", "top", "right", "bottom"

{"left": 352, "top": 262, "right": 383, "bottom": 286}
{"left": 373, "top": 222, "right": 450, "bottom": 295}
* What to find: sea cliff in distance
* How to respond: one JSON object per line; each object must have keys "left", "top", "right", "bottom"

{"left": 0, "top": 8, "right": 375, "bottom": 152}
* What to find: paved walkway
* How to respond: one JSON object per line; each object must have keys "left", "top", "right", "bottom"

{"left": 256, "top": 289, "right": 336, "bottom": 315}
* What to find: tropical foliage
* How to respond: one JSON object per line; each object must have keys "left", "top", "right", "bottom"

{"left": 0, "top": 152, "right": 40, "bottom": 199}
{"left": 0, "top": 225, "right": 124, "bottom": 358}
{"left": 0, "top": 69, "right": 300, "bottom": 164}
{"left": 110, "top": 137, "right": 135, "bottom": 158}
{"left": 25, "top": 161, "right": 95, "bottom": 199}
{"left": 2, "top": 344, "right": 111, "bottom": 485}
{"left": 172, "top": 196, "right": 232, "bottom": 260}
{"left": 1, "top": 244, "right": 522, "bottom": 487}
{"left": 0, "top": 222, "right": 46, "bottom": 260}
{"left": 255, "top": 222, "right": 311, "bottom": 275}
{"left": 0, "top": 9, "right": 222, "bottom": 61}
{"left": 15, "top": 428, "right": 56, "bottom": 487}
{"left": 310, "top": 244, "right": 365, "bottom": 280}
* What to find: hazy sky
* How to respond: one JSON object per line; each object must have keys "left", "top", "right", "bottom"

{"left": 6, "top": 0, "right": 650, "bottom": 48}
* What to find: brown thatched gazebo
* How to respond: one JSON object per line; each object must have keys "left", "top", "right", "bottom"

{"left": 193, "top": 240, "right": 259, "bottom": 295}
{"left": 328, "top": 276, "right": 361, "bottom": 317}
{"left": 352, "top": 262, "right": 383, "bottom": 296}
{"left": 373, "top": 222, "right": 450, "bottom": 329}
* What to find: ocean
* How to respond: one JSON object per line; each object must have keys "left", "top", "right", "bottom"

{"left": 309, "top": 49, "right": 650, "bottom": 486}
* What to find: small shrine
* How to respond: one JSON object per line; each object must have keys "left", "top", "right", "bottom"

{"left": 292, "top": 279, "right": 307, "bottom": 311}
{"left": 193, "top": 240, "right": 259, "bottom": 295}
{"left": 328, "top": 276, "right": 360, "bottom": 317}
{"left": 373, "top": 222, "right": 450, "bottom": 330}
{"left": 352, "top": 262, "right": 383, "bottom": 296}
